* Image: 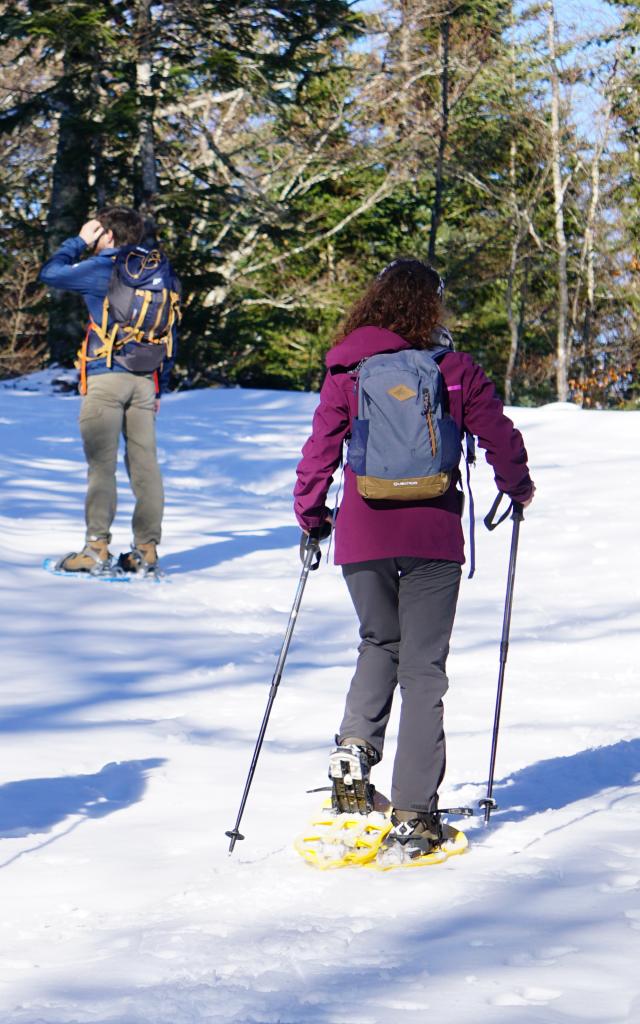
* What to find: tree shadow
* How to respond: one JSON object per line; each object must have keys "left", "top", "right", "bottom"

{"left": 0, "top": 757, "right": 166, "bottom": 839}
{"left": 163, "top": 525, "right": 299, "bottom": 574}
{"left": 483, "top": 738, "right": 640, "bottom": 824}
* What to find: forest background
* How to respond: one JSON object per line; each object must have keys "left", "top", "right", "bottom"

{"left": 0, "top": 0, "right": 638, "bottom": 407}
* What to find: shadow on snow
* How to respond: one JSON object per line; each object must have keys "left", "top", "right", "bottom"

{"left": 164, "top": 525, "right": 299, "bottom": 574}
{"left": 480, "top": 737, "right": 640, "bottom": 826}
{"left": 0, "top": 757, "right": 166, "bottom": 841}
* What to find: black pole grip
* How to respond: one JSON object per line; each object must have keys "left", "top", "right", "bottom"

{"left": 484, "top": 494, "right": 525, "bottom": 532}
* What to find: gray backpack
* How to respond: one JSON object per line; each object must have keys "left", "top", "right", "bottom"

{"left": 346, "top": 347, "right": 462, "bottom": 501}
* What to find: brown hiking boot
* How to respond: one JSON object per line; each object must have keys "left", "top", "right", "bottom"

{"left": 117, "top": 542, "right": 159, "bottom": 574}
{"left": 57, "top": 539, "right": 112, "bottom": 573}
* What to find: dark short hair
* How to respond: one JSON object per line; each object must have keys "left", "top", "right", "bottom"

{"left": 97, "top": 206, "right": 144, "bottom": 247}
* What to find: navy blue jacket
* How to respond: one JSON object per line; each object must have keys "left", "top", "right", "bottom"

{"left": 39, "top": 236, "right": 178, "bottom": 394}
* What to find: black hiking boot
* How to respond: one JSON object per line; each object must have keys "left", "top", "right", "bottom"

{"left": 380, "top": 809, "right": 444, "bottom": 861}
{"left": 328, "top": 737, "right": 378, "bottom": 815}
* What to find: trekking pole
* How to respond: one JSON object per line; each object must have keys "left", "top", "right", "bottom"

{"left": 478, "top": 495, "right": 524, "bottom": 826}
{"left": 225, "top": 534, "right": 323, "bottom": 853}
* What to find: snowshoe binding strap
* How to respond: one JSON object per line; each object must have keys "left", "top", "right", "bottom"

{"left": 328, "top": 744, "right": 376, "bottom": 815}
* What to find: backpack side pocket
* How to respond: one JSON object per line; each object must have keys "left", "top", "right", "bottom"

{"left": 347, "top": 418, "right": 369, "bottom": 476}
{"left": 438, "top": 414, "right": 463, "bottom": 472}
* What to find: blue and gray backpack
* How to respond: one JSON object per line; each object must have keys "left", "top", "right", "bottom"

{"left": 346, "top": 346, "right": 462, "bottom": 501}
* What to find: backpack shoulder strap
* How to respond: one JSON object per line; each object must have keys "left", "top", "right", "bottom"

{"left": 429, "top": 345, "right": 453, "bottom": 363}
{"left": 429, "top": 344, "right": 477, "bottom": 577}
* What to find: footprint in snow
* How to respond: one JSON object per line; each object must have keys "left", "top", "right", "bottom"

{"left": 490, "top": 987, "right": 562, "bottom": 1007}
{"left": 607, "top": 842, "right": 640, "bottom": 857}
{"left": 598, "top": 873, "right": 640, "bottom": 893}
{"left": 506, "top": 944, "right": 578, "bottom": 967}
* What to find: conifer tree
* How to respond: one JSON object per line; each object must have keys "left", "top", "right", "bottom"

{"left": 0, "top": 0, "right": 359, "bottom": 366}
{"left": 0, "top": 0, "right": 636, "bottom": 403}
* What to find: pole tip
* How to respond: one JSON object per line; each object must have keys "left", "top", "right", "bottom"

{"left": 225, "top": 828, "right": 245, "bottom": 854}
{"left": 478, "top": 797, "right": 498, "bottom": 826}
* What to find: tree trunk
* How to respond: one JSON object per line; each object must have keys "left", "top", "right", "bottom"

{"left": 428, "top": 13, "right": 450, "bottom": 263}
{"left": 505, "top": 215, "right": 520, "bottom": 404}
{"left": 574, "top": 101, "right": 611, "bottom": 362}
{"left": 46, "top": 66, "right": 91, "bottom": 365}
{"left": 547, "top": 3, "right": 569, "bottom": 402}
{"left": 135, "top": 0, "right": 158, "bottom": 220}
{"left": 505, "top": 15, "right": 520, "bottom": 407}
{"left": 582, "top": 154, "right": 598, "bottom": 354}
{"left": 398, "top": 0, "right": 413, "bottom": 132}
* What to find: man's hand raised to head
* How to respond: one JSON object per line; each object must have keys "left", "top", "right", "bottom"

{"left": 79, "top": 219, "right": 106, "bottom": 247}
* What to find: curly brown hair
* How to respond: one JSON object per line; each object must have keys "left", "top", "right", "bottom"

{"left": 333, "top": 258, "right": 444, "bottom": 349}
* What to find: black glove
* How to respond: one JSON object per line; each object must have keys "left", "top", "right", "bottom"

{"left": 299, "top": 519, "right": 332, "bottom": 569}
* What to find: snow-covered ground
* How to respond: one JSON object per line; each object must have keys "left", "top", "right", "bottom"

{"left": 0, "top": 373, "right": 638, "bottom": 1024}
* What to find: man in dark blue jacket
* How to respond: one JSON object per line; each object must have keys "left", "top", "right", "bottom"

{"left": 40, "top": 206, "right": 179, "bottom": 575}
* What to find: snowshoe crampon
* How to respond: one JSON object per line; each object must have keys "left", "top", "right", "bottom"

{"left": 294, "top": 798, "right": 468, "bottom": 870}
{"left": 43, "top": 557, "right": 166, "bottom": 583}
{"left": 294, "top": 795, "right": 391, "bottom": 869}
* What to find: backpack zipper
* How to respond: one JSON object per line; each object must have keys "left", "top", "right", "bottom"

{"left": 424, "top": 391, "right": 438, "bottom": 456}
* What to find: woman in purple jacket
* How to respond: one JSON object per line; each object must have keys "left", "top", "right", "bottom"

{"left": 294, "top": 259, "right": 534, "bottom": 861}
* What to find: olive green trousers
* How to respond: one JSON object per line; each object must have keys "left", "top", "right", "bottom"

{"left": 79, "top": 373, "right": 163, "bottom": 545}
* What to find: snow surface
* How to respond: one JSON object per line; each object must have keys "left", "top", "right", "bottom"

{"left": 0, "top": 372, "right": 639, "bottom": 1024}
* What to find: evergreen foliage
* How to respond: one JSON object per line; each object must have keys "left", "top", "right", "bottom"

{"left": 0, "top": 0, "right": 637, "bottom": 406}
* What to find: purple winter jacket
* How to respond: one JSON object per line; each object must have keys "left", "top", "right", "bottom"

{"left": 294, "top": 326, "right": 534, "bottom": 566}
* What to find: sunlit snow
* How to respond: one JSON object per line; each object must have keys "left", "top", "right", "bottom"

{"left": 0, "top": 372, "right": 638, "bottom": 1023}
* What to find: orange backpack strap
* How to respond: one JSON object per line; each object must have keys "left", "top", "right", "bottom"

{"left": 76, "top": 324, "right": 92, "bottom": 395}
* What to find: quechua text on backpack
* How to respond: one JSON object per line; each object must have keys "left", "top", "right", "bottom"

{"left": 77, "top": 247, "right": 180, "bottom": 393}
{"left": 346, "top": 348, "right": 462, "bottom": 501}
